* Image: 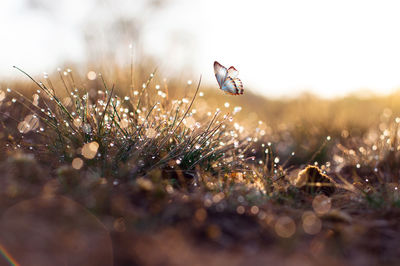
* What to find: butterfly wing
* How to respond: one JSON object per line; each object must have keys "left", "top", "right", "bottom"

{"left": 214, "top": 61, "right": 227, "bottom": 88}
{"left": 221, "top": 77, "right": 241, "bottom": 95}
{"left": 227, "top": 66, "right": 239, "bottom": 78}
{"left": 233, "top": 78, "right": 244, "bottom": 94}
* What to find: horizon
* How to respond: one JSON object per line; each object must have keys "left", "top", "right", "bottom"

{"left": 2, "top": 0, "right": 400, "bottom": 98}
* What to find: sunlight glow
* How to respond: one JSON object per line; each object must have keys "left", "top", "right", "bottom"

{"left": 2, "top": 0, "right": 400, "bottom": 97}
{"left": 146, "top": 0, "right": 400, "bottom": 97}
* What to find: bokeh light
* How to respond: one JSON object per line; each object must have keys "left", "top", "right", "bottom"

{"left": 302, "top": 211, "right": 322, "bottom": 235}
{"left": 274, "top": 216, "right": 296, "bottom": 238}
{"left": 81, "top": 141, "right": 99, "bottom": 159}
{"left": 312, "top": 195, "right": 331, "bottom": 215}
{"left": 0, "top": 90, "right": 5, "bottom": 101}
{"left": 72, "top": 158, "right": 84, "bottom": 170}
{"left": 87, "top": 71, "right": 97, "bottom": 80}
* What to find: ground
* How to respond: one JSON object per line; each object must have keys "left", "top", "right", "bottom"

{"left": 0, "top": 69, "right": 399, "bottom": 266}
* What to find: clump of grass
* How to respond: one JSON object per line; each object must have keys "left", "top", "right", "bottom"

{"left": 4, "top": 66, "right": 254, "bottom": 187}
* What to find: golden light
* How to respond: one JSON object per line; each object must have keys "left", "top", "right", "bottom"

{"left": 183, "top": 116, "right": 196, "bottom": 129}
{"left": 17, "top": 121, "right": 30, "bottom": 134}
{"left": 63, "top": 97, "right": 72, "bottom": 107}
{"left": 32, "top": 94, "right": 39, "bottom": 106}
{"left": 274, "top": 216, "right": 296, "bottom": 238}
{"left": 17, "top": 114, "right": 40, "bottom": 134}
{"left": 71, "top": 157, "right": 84, "bottom": 170}
{"left": 145, "top": 128, "right": 157, "bottom": 138}
{"left": 87, "top": 71, "right": 97, "bottom": 80}
{"left": 302, "top": 211, "right": 322, "bottom": 235}
{"left": 119, "top": 119, "right": 129, "bottom": 129}
{"left": 212, "top": 192, "right": 224, "bottom": 203}
{"left": 0, "top": 90, "right": 5, "bottom": 101}
{"left": 73, "top": 118, "right": 82, "bottom": 128}
{"left": 236, "top": 205, "right": 245, "bottom": 215}
{"left": 312, "top": 195, "right": 332, "bottom": 215}
{"left": 136, "top": 177, "right": 154, "bottom": 191}
{"left": 81, "top": 141, "right": 99, "bottom": 159}
{"left": 264, "top": 213, "right": 275, "bottom": 226}
{"left": 250, "top": 206, "right": 259, "bottom": 215}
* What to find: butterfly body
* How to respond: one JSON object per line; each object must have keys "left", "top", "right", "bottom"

{"left": 214, "top": 61, "right": 243, "bottom": 95}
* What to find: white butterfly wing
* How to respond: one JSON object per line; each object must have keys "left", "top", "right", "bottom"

{"left": 227, "top": 66, "right": 239, "bottom": 78}
{"left": 214, "top": 61, "right": 227, "bottom": 88}
{"left": 233, "top": 78, "right": 243, "bottom": 94}
{"left": 221, "top": 77, "right": 240, "bottom": 95}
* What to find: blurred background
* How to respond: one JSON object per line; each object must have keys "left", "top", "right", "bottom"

{"left": 2, "top": 0, "right": 400, "bottom": 98}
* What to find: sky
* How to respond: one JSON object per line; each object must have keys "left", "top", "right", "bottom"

{"left": 1, "top": 0, "right": 400, "bottom": 98}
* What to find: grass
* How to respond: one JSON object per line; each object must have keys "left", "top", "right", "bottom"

{"left": 1, "top": 64, "right": 400, "bottom": 265}
{"left": 5, "top": 67, "right": 252, "bottom": 185}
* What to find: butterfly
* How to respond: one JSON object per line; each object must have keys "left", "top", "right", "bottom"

{"left": 214, "top": 61, "right": 244, "bottom": 95}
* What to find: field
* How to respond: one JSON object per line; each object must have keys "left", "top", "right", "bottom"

{"left": 0, "top": 64, "right": 400, "bottom": 266}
